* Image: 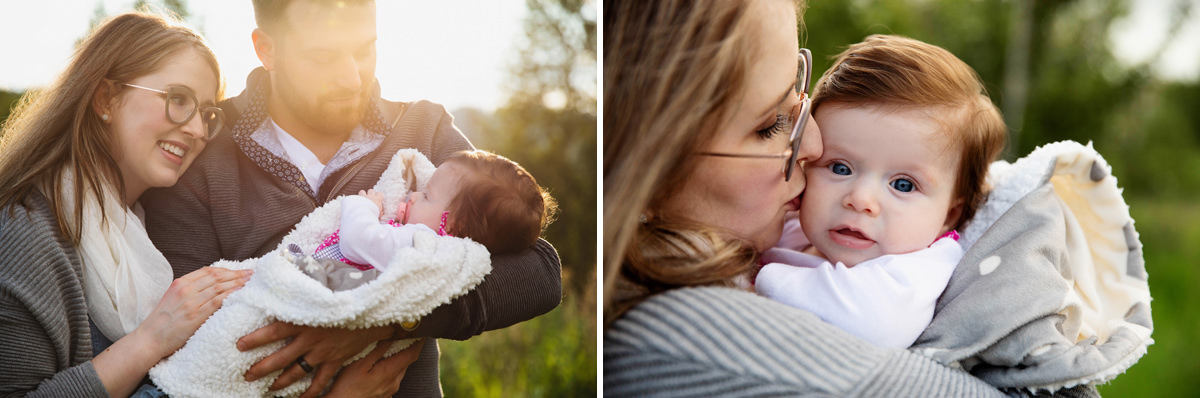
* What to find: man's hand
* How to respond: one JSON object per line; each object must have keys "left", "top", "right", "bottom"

{"left": 325, "top": 339, "right": 426, "bottom": 398}
{"left": 237, "top": 322, "right": 392, "bottom": 396}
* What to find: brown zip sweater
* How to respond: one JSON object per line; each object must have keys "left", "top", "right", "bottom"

{"left": 141, "top": 68, "right": 562, "bottom": 397}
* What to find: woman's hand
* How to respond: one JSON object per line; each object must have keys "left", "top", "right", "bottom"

{"left": 136, "top": 266, "right": 252, "bottom": 357}
{"left": 237, "top": 322, "right": 394, "bottom": 395}
{"left": 324, "top": 339, "right": 425, "bottom": 398}
{"left": 93, "top": 266, "right": 250, "bottom": 398}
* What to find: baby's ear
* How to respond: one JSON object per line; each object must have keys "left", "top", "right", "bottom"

{"left": 942, "top": 198, "right": 964, "bottom": 234}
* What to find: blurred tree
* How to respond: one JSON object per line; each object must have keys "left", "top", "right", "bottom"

{"left": 799, "top": 1, "right": 1200, "bottom": 397}
{"left": 506, "top": 0, "right": 597, "bottom": 115}
{"left": 78, "top": 0, "right": 192, "bottom": 49}
{"left": 0, "top": 90, "right": 25, "bottom": 131}
{"left": 474, "top": 0, "right": 597, "bottom": 297}
{"left": 134, "top": 0, "right": 190, "bottom": 20}
{"left": 801, "top": 0, "right": 1199, "bottom": 196}
{"left": 441, "top": 2, "right": 597, "bottom": 396}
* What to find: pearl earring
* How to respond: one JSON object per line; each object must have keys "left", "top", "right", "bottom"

{"left": 101, "top": 114, "right": 110, "bottom": 122}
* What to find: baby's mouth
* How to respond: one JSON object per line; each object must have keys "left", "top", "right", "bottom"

{"left": 837, "top": 228, "right": 867, "bottom": 240}
{"left": 829, "top": 227, "right": 874, "bottom": 249}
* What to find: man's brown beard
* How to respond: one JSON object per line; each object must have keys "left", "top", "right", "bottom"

{"left": 275, "top": 67, "right": 369, "bottom": 137}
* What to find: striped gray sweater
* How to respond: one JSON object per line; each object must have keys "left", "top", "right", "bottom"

{"left": 0, "top": 193, "right": 108, "bottom": 397}
{"left": 605, "top": 286, "right": 1010, "bottom": 397}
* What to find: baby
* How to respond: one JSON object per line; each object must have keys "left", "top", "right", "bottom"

{"left": 294, "top": 149, "right": 556, "bottom": 291}
{"left": 755, "top": 35, "right": 1006, "bottom": 348}
{"left": 150, "top": 149, "right": 557, "bottom": 397}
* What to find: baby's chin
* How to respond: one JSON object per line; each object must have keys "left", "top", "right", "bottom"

{"left": 812, "top": 244, "right": 871, "bottom": 268}
{"left": 831, "top": 257, "right": 866, "bottom": 268}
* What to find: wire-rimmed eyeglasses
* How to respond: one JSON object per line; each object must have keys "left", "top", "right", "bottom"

{"left": 697, "top": 49, "right": 813, "bottom": 181}
{"left": 123, "top": 83, "right": 224, "bottom": 140}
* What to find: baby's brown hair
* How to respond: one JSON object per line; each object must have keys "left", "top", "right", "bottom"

{"left": 812, "top": 34, "right": 1007, "bottom": 230}
{"left": 442, "top": 150, "right": 557, "bottom": 255}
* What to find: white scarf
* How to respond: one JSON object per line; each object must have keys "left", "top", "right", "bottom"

{"left": 59, "top": 170, "right": 174, "bottom": 341}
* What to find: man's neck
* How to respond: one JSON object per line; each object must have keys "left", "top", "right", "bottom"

{"left": 266, "top": 96, "right": 350, "bottom": 164}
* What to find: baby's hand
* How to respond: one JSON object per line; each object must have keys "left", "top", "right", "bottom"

{"left": 357, "top": 189, "right": 385, "bottom": 212}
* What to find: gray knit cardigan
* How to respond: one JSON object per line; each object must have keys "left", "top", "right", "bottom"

{"left": 605, "top": 287, "right": 1102, "bottom": 397}
{"left": 0, "top": 193, "right": 109, "bottom": 397}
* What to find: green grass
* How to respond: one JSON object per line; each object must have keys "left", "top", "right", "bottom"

{"left": 1096, "top": 198, "right": 1200, "bottom": 397}
{"left": 439, "top": 272, "right": 597, "bottom": 397}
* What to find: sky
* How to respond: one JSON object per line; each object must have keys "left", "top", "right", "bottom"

{"left": 0, "top": 0, "right": 529, "bottom": 112}
{"left": 0, "top": 0, "right": 1196, "bottom": 112}
{"left": 1110, "top": 0, "right": 1200, "bottom": 81}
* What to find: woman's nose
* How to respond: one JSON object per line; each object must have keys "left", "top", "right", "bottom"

{"left": 180, "top": 113, "right": 206, "bottom": 139}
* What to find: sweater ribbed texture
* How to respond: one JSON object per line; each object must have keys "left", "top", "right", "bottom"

{"left": 605, "top": 287, "right": 1101, "bottom": 397}
{"left": 142, "top": 69, "right": 562, "bottom": 398}
{"left": 604, "top": 287, "right": 1009, "bottom": 398}
{"left": 0, "top": 193, "right": 109, "bottom": 397}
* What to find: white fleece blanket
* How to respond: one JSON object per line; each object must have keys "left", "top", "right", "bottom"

{"left": 148, "top": 149, "right": 492, "bottom": 398}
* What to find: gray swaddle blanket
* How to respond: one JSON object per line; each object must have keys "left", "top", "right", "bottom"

{"left": 911, "top": 141, "right": 1152, "bottom": 393}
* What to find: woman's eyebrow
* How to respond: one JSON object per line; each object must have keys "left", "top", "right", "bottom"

{"left": 168, "top": 83, "right": 218, "bottom": 106}
{"left": 757, "top": 86, "right": 794, "bottom": 119}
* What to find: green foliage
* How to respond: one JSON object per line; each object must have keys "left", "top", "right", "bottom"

{"left": 477, "top": 0, "right": 598, "bottom": 297}
{"left": 1097, "top": 198, "right": 1200, "bottom": 397}
{"left": 1100, "top": 82, "right": 1200, "bottom": 198}
{"left": 508, "top": 0, "right": 597, "bottom": 115}
{"left": 442, "top": 0, "right": 597, "bottom": 396}
{"left": 474, "top": 100, "right": 597, "bottom": 295}
{"left": 0, "top": 90, "right": 24, "bottom": 131}
{"left": 440, "top": 272, "right": 597, "bottom": 397}
{"left": 804, "top": 1, "right": 1199, "bottom": 396}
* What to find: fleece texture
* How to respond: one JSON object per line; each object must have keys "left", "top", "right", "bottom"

{"left": 149, "top": 149, "right": 491, "bottom": 398}
{"left": 912, "top": 141, "right": 1152, "bottom": 393}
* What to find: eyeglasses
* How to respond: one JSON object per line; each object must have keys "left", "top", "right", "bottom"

{"left": 123, "top": 83, "right": 224, "bottom": 140}
{"left": 697, "top": 49, "right": 813, "bottom": 181}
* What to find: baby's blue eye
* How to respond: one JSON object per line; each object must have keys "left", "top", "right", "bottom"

{"left": 830, "top": 163, "right": 851, "bottom": 175}
{"left": 891, "top": 178, "right": 915, "bottom": 192}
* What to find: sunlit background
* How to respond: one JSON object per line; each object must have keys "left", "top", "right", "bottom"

{"left": 1, "top": 0, "right": 547, "bottom": 112}
{"left": 798, "top": 0, "right": 1197, "bottom": 396}
{"left": 7, "top": 0, "right": 1200, "bottom": 396}
{"left": 0, "top": 0, "right": 597, "bottom": 396}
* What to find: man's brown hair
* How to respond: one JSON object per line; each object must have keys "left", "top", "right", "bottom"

{"left": 252, "top": 0, "right": 374, "bottom": 36}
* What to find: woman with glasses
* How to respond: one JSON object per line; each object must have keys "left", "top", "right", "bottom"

{"left": 0, "top": 12, "right": 245, "bottom": 397}
{"left": 604, "top": 1, "right": 1013, "bottom": 396}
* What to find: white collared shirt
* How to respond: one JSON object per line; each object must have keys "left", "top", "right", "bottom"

{"left": 252, "top": 118, "right": 380, "bottom": 194}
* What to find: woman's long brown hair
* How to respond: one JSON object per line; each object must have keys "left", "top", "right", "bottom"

{"left": 603, "top": 0, "right": 803, "bottom": 325}
{"left": 0, "top": 11, "right": 222, "bottom": 245}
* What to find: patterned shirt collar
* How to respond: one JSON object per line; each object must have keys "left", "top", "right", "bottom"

{"left": 231, "top": 68, "right": 392, "bottom": 199}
